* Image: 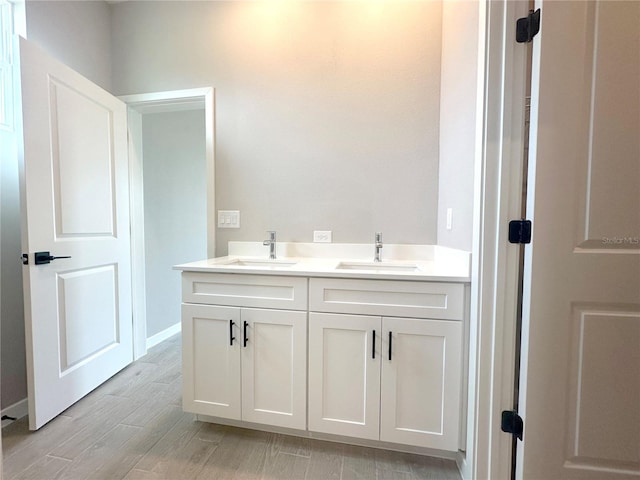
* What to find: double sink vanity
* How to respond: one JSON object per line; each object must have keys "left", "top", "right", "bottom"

{"left": 175, "top": 239, "right": 470, "bottom": 456}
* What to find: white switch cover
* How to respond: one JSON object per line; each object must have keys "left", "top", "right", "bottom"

{"left": 313, "top": 230, "right": 332, "bottom": 243}
{"left": 218, "top": 210, "right": 240, "bottom": 228}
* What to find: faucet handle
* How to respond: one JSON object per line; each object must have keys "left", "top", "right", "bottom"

{"left": 375, "top": 232, "right": 383, "bottom": 243}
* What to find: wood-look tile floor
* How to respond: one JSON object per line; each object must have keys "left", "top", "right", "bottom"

{"left": 2, "top": 334, "right": 461, "bottom": 480}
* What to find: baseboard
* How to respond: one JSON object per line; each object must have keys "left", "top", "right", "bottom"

{"left": 146, "top": 322, "right": 181, "bottom": 350}
{"left": 1, "top": 398, "right": 28, "bottom": 427}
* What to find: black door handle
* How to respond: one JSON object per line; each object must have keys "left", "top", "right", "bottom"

{"left": 34, "top": 251, "right": 72, "bottom": 265}
{"left": 229, "top": 320, "right": 235, "bottom": 346}
{"left": 388, "top": 331, "right": 393, "bottom": 361}
{"left": 243, "top": 321, "right": 249, "bottom": 347}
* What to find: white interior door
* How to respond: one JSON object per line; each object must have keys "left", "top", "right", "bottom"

{"left": 18, "top": 37, "right": 133, "bottom": 430}
{"left": 518, "top": 1, "right": 640, "bottom": 478}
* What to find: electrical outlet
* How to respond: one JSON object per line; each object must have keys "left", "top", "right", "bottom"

{"left": 313, "top": 230, "right": 332, "bottom": 243}
{"left": 218, "top": 210, "right": 240, "bottom": 228}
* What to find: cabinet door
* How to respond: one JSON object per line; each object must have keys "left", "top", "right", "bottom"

{"left": 380, "top": 317, "right": 462, "bottom": 451}
{"left": 308, "top": 313, "right": 381, "bottom": 440}
{"left": 241, "top": 308, "right": 307, "bottom": 429}
{"left": 182, "top": 304, "right": 241, "bottom": 419}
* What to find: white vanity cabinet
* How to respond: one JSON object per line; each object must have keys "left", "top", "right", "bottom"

{"left": 308, "top": 278, "right": 464, "bottom": 451}
{"left": 179, "top": 262, "right": 468, "bottom": 454}
{"left": 181, "top": 273, "right": 307, "bottom": 430}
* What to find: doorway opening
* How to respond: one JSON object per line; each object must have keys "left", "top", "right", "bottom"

{"left": 121, "top": 88, "right": 215, "bottom": 359}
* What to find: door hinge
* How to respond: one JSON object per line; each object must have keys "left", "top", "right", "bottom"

{"left": 516, "top": 8, "right": 541, "bottom": 43}
{"left": 508, "top": 220, "right": 532, "bottom": 244}
{"left": 501, "top": 410, "right": 524, "bottom": 440}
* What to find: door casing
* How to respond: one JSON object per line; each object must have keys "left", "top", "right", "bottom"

{"left": 461, "top": 1, "right": 530, "bottom": 478}
{"left": 119, "top": 87, "right": 215, "bottom": 360}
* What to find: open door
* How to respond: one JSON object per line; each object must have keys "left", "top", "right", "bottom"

{"left": 18, "top": 37, "right": 133, "bottom": 430}
{"left": 518, "top": 1, "right": 640, "bottom": 478}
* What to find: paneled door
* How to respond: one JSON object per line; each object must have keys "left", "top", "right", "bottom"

{"left": 18, "top": 37, "right": 133, "bottom": 430}
{"left": 518, "top": 1, "right": 640, "bottom": 478}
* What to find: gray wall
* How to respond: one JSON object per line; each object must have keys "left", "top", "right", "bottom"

{"left": 437, "top": 1, "right": 478, "bottom": 251}
{"left": 1, "top": 2, "right": 25, "bottom": 410}
{"left": 111, "top": 1, "right": 443, "bottom": 254}
{"left": 1, "top": 119, "right": 26, "bottom": 410}
{"left": 25, "top": 0, "right": 112, "bottom": 91}
{"left": 142, "top": 110, "right": 207, "bottom": 338}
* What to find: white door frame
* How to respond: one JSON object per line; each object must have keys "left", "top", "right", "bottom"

{"left": 119, "top": 87, "right": 215, "bottom": 360}
{"left": 462, "top": 1, "right": 530, "bottom": 479}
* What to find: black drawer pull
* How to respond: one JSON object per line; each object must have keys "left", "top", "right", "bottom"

{"left": 388, "top": 331, "right": 393, "bottom": 361}
{"left": 243, "top": 321, "right": 249, "bottom": 347}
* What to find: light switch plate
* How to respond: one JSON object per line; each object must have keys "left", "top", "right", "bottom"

{"left": 313, "top": 230, "right": 332, "bottom": 243}
{"left": 218, "top": 210, "right": 240, "bottom": 228}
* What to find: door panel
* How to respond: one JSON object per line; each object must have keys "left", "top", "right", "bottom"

{"left": 572, "top": 2, "right": 639, "bottom": 248}
{"left": 181, "top": 303, "right": 241, "bottom": 419}
{"left": 308, "top": 312, "right": 381, "bottom": 440}
{"left": 241, "top": 308, "right": 306, "bottom": 429}
{"left": 57, "top": 265, "right": 118, "bottom": 372}
{"left": 519, "top": 1, "right": 640, "bottom": 477}
{"left": 566, "top": 308, "right": 639, "bottom": 466}
{"left": 380, "top": 317, "right": 461, "bottom": 451}
{"left": 19, "top": 37, "right": 133, "bottom": 430}
{"left": 51, "top": 78, "right": 115, "bottom": 236}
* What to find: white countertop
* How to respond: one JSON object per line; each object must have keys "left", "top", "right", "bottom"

{"left": 175, "top": 242, "right": 471, "bottom": 282}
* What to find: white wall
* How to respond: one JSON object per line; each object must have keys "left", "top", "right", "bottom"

{"left": 437, "top": 1, "right": 479, "bottom": 251}
{"left": 111, "top": 1, "right": 444, "bottom": 254}
{"left": 142, "top": 109, "right": 207, "bottom": 337}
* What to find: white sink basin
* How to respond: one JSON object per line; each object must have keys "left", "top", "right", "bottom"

{"left": 336, "top": 261, "right": 421, "bottom": 272}
{"left": 223, "top": 259, "right": 297, "bottom": 268}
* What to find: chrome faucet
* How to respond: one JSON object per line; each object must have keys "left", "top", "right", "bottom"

{"left": 374, "top": 232, "right": 383, "bottom": 262}
{"left": 263, "top": 231, "right": 276, "bottom": 259}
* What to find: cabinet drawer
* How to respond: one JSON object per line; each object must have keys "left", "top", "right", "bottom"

{"left": 183, "top": 273, "right": 308, "bottom": 310}
{"left": 309, "top": 278, "right": 464, "bottom": 320}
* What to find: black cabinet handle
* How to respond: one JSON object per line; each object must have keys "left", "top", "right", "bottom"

{"left": 243, "top": 321, "right": 249, "bottom": 347}
{"left": 372, "top": 330, "right": 376, "bottom": 359}
{"left": 388, "top": 331, "right": 393, "bottom": 361}
{"left": 229, "top": 320, "right": 235, "bottom": 346}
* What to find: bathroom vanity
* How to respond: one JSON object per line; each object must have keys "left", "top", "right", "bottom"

{"left": 176, "top": 242, "right": 470, "bottom": 456}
